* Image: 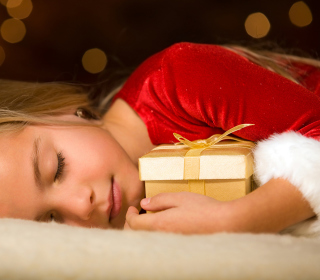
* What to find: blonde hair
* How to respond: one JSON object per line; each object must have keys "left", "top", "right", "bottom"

{"left": 225, "top": 45, "right": 320, "bottom": 84}
{"left": 0, "top": 79, "right": 94, "bottom": 134}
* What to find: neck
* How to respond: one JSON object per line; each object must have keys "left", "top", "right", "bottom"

{"left": 102, "top": 99, "right": 156, "bottom": 166}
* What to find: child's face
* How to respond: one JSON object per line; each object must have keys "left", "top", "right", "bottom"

{"left": 0, "top": 115, "right": 144, "bottom": 228}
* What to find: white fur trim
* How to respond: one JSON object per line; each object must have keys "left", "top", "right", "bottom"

{"left": 253, "top": 131, "right": 320, "bottom": 237}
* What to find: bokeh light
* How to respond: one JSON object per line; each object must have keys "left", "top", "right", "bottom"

{"left": 289, "top": 1, "right": 312, "bottom": 27}
{"left": 0, "top": 46, "right": 5, "bottom": 66}
{"left": 7, "top": 0, "right": 23, "bottom": 8}
{"left": 82, "top": 48, "right": 107, "bottom": 74}
{"left": 7, "top": 0, "right": 33, "bottom": 19}
{"left": 245, "top": 12, "right": 271, "bottom": 39}
{"left": 0, "top": 0, "right": 8, "bottom": 6}
{"left": 1, "top": 18, "right": 26, "bottom": 43}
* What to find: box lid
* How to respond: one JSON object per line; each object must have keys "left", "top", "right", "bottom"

{"left": 139, "top": 143, "right": 254, "bottom": 181}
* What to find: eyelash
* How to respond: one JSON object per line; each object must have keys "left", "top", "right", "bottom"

{"left": 54, "top": 152, "right": 65, "bottom": 182}
{"left": 49, "top": 213, "right": 56, "bottom": 222}
{"left": 48, "top": 212, "right": 62, "bottom": 223}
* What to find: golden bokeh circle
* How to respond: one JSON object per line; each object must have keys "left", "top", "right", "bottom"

{"left": 0, "top": 46, "right": 5, "bottom": 66}
{"left": 1, "top": 18, "right": 26, "bottom": 43}
{"left": 289, "top": 1, "right": 312, "bottom": 27}
{"left": 82, "top": 48, "right": 107, "bottom": 74}
{"left": 7, "top": 0, "right": 33, "bottom": 19}
{"left": 245, "top": 12, "right": 271, "bottom": 39}
{"left": 0, "top": 0, "right": 8, "bottom": 6}
{"left": 7, "top": 0, "right": 23, "bottom": 8}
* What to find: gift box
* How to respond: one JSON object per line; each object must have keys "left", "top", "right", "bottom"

{"left": 139, "top": 124, "right": 256, "bottom": 202}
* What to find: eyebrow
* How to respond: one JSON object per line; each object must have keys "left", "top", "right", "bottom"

{"left": 32, "top": 137, "right": 44, "bottom": 191}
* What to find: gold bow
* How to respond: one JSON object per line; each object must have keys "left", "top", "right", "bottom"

{"left": 173, "top": 124, "right": 255, "bottom": 182}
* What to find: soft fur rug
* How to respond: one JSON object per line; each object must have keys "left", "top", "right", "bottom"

{"left": 0, "top": 218, "right": 319, "bottom": 280}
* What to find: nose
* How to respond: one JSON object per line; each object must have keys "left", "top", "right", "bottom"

{"left": 52, "top": 184, "right": 94, "bottom": 222}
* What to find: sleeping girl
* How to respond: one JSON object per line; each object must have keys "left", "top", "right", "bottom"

{"left": 0, "top": 42, "right": 320, "bottom": 236}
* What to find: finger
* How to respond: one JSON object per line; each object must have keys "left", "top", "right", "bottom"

{"left": 126, "top": 206, "right": 139, "bottom": 218}
{"left": 141, "top": 192, "right": 184, "bottom": 211}
{"left": 123, "top": 220, "right": 132, "bottom": 230}
{"left": 126, "top": 206, "right": 158, "bottom": 231}
{"left": 123, "top": 221, "right": 130, "bottom": 230}
{"left": 125, "top": 206, "right": 140, "bottom": 228}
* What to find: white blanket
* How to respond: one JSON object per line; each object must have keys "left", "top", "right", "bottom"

{"left": 0, "top": 219, "right": 319, "bottom": 279}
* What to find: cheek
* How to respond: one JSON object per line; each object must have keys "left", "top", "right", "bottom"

{"left": 66, "top": 130, "right": 126, "bottom": 175}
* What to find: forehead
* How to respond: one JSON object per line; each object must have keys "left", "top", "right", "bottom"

{"left": 0, "top": 128, "right": 38, "bottom": 219}
{"left": 0, "top": 129, "right": 29, "bottom": 170}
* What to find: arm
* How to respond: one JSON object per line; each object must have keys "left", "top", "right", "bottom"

{"left": 227, "top": 178, "right": 314, "bottom": 233}
{"left": 119, "top": 43, "right": 320, "bottom": 234}
{"left": 125, "top": 178, "right": 314, "bottom": 234}
{"left": 126, "top": 131, "right": 320, "bottom": 235}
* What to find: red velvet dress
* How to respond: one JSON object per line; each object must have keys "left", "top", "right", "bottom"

{"left": 114, "top": 42, "right": 320, "bottom": 237}
{"left": 115, "top": 42, "right": 320, "bottom": 143}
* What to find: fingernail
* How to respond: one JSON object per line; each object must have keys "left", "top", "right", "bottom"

{"left": 141, "top": 197, "right": 151, "bottom": 205}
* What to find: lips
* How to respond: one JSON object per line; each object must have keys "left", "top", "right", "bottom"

{"left": 109, "top": 177, "right": 122, "bottom": 220}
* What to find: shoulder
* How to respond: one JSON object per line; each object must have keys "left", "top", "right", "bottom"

{"left": 160, "top": 42, "right": 240, "bottom": 65}
{"left": 161, "top": 42, "right": 230, "bottom": 57}
{"left": 115, "top": 42, "right": 246, "bottom": 106}
{"left": 157, "top": 42, "right": 249, "bottom": 82}
{"left": 119, "top": 42, "right": 242, "bottom": 88}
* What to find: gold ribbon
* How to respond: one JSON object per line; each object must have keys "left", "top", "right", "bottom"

{"left": 173, "top": 124, "right": 255, "bottom": 194}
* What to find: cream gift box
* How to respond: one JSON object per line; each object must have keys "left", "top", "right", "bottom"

{"left": 139, "top": 125, "right": 256, "bottom": 202}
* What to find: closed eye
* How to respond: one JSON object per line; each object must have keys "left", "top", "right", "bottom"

{"left": 54, "top": 152, "right": 65, "bottom": 182}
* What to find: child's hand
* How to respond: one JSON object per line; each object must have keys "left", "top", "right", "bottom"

{"left": 124, "top": 179, "right": 316, "bottom": 234}
{"left": 124, "top": 192, "right": 230, "bottom": 234}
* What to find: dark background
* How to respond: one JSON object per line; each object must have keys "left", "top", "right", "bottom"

{"left": 0, "top": 0, "right": 319, "bottom": 84}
